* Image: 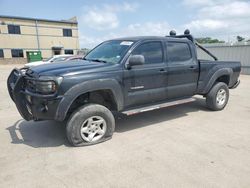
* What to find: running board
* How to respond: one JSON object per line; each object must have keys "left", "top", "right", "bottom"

{"left": 122, "top": 97, "right": 196, "bottom": 116}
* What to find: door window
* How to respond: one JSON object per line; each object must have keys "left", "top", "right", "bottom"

{"left": 167, "top": 42, "right": 192, "bottom": 62}
{"left": 132, "top": 42, "right": 163, "bottom": 64}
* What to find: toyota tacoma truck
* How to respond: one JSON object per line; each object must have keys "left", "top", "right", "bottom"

{"left": 7, "top": 30, "right": 241, "bottom": 146}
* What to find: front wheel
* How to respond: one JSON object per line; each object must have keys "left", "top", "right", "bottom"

{"left": 66, "top": 104, "right": 115, "bottom": 146}
{"left": 206, "top": 82, "right": 229, "bottom": 111}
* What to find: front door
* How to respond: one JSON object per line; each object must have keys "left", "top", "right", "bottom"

{"left": 123, "top": 41, "right": 167, "bottom": 108}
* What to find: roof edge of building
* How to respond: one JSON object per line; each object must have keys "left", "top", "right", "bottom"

{"left": 0, "top": 15, "right": 78, "bottom": 24}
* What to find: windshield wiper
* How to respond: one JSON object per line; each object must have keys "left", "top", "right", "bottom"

{"left": 83, "top": 58, "right": 107, "bottom": 63}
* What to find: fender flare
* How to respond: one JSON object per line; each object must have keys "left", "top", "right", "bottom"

{"left": 202, "top": 68, "right": 233, "bottom": 94}
{"left": 55, "top": 79, "right": 124, "bottom": 121}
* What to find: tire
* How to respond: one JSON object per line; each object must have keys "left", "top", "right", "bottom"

{"left": 66, "top": 104, "right": 115, "bottom": 146}
{"left": 206, "top": 82, "right": 229, "bottom": 111}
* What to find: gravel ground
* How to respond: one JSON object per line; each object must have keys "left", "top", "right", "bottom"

{"left": 0, "top": 64, "right": 250, "bottom": 188}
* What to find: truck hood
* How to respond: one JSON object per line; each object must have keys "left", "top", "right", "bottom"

{"left": 27, "top": 60, "right": 116, "bottom": 77}
{"left": 25, "top": 60, "right": 48, "bottom": 67}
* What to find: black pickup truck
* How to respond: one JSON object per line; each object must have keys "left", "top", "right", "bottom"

{"left": 7, "top": 30, "right": 241, "bottom": 146}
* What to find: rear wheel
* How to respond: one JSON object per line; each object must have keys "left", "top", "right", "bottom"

{"left": 206, "top": 82, "right": 229, "bottom": 111}
{"left": 66, "top": 104, "right": 115, "bottom": 146}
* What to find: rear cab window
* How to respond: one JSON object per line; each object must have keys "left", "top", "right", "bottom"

{"left": 166, "top": 41, "right": 193, "bottom": 63}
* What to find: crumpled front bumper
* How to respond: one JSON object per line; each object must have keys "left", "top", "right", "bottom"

{"left": 7, "top": 68, "right": 62, "bottom": 121}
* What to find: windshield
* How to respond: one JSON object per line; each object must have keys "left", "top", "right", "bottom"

{"left": 84, "top": 40, "right": 133, "bottom": 64}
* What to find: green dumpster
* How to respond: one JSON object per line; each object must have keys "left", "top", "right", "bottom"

{"left": 26, "top": 51, "right": 42, "bottom": 62}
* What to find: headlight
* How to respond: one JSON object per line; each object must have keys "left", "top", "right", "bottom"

{"left": 26, "top": 76, "right": 63, "bottom": 94}
{"left": 36, "top": 80, "right": 57, "bottom": 94}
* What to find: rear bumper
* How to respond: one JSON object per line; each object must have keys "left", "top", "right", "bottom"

{"left": 7, "top": 69, "right": 61, "bottom": 121}
{"left": 230, "top": 80, "right": 240, "bottom": 89}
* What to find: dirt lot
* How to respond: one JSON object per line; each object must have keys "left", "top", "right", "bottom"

{"left": 0, "top": 64, "right": 250, "bottom": 188}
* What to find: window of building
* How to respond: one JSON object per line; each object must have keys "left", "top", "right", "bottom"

{"left": 65, "top": 49, "right": 74, "bottom": 54}
{"left": 167, "top": 42, "right": 192, "bottom": 62}
{"left": 63, "top": 29, "right": 72, "bottom": 37}
{"left": 8, "top": 25, "right": 21, "bottom": 34}
{"left": 0, "top": 49, "right": 4, "bottom": 58}
{"left": 132, "top": 41, "right": 163, "bottom": 64}
{"left": 11, "top": 49, "right": 24, "bottom": 58}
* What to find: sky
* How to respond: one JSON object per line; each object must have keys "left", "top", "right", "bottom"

{"left": 0, "top": 0, "right": 250, "bottom": 48}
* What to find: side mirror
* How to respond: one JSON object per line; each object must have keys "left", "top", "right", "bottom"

{"left": 129, "top": 55, "right": 145, "bottom": 67}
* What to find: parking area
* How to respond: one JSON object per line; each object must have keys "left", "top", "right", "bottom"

{"left": 0, "top": 64, "right": 250, "bottom": 188}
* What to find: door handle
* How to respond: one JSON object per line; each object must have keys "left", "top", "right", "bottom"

{"left": 159, "top": 69, "right": 167, "bottom": 73}
{"left": 189, "top": 66, "right": 196, "bottom": 69}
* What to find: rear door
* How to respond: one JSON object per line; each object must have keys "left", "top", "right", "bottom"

{"left": 123, "top": 41, "right": 167, "bottom": 108}
{"left": 166, "top": 41, "right": 199, "bottom": 99}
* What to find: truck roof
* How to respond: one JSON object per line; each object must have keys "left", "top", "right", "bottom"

{"left": 111, "top": 36, "right": 190, "bottom": 42}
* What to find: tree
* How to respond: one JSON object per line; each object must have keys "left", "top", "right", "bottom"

{"left": 195, "top": 37, "right": 225, "bottom": 44}
{"left": 236, "top": 36, "right": 245, "bottom": 42}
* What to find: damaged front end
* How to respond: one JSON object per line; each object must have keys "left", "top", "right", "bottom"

{"left": 7, "top": 68, "right": 63, "bottom": 121}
